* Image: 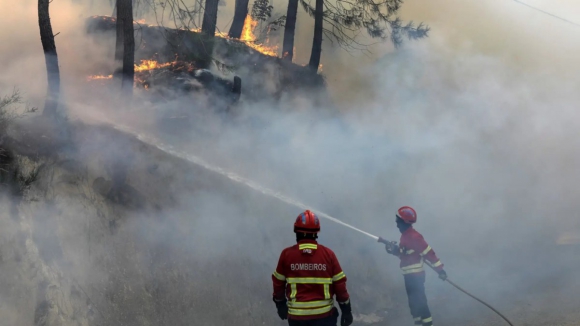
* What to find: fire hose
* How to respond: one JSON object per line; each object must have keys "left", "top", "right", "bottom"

{"left": 108, "top": 126, "right": 514, "bottom": 325}
{"left": 307, "top": 209, "right": 515, "bottom": 326}
{"left": 373, "top": 236, "right": 514, "bottom": 326}
{"left": 444, "top": 278, "right": 514, "bottom": 326}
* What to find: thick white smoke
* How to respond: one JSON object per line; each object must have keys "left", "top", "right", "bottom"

{"left": 1, "top": 0, "right": 580, "bottom": 325}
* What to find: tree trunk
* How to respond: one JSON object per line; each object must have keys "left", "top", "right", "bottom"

{"left": 38, "top": 0, "right": 60, "bottom": 117}
{"left": 308, "top": 0, "right": 323, "bottom": 71}
{"left": 202, "top": 0, "right": 219, "bottom": 36}
{"left": 117, "top": 0, "right": 135, "bottom": 95}
{"left": 282, "top": 0, "right": 298, "bottom": 61}
{"left": 228, "top": 0, "right": 249, "bottom": 38}
{"left": 113, "top": 0, "right": 123, "bottom": 81}
{"left": 199, "top": 0, "right": 219, "bottom": 68}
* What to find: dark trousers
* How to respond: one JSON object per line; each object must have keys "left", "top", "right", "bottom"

{"left": 288, "top": 308, "right": 339, "bottom": 326}
{"left": 404, "top": 273, "right": 433, "bottom": 326}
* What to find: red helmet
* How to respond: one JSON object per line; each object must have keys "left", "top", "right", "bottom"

{"left": 294, "top": 210, "right": 321, "bottom": 233}
{"left": 397, "top": 206, "right": 417, "bottom": 224}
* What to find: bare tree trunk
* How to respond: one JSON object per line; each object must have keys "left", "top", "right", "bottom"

{"left": 308, "top": 0, "right": 323, "bottom": 71}
{"left": 199, "top": 0, "right": 219, "bottom": 68}
{"left": 228, "top": 0, "right": 249, "bottom": 38}
{"left": 38, "top": 0, "right": 60, "bottom": 117}
{"left": 117, "top": 0, "right": 135, "bottom": 95}
{"left": 113, "top": 0, "right": 124, "bottom": 81}
{"left": 282, "top": 0, "right": 298, "bottom": 61}
{"left": 202, "top": 0, "right": 219, "bottom": 36}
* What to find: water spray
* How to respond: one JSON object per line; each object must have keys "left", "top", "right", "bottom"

{"left": 109, "top": 123, "right": 514, "bottom": 326}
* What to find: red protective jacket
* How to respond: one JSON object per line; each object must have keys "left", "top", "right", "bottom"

{"left": 398, "top": 227, "right": 444, "bottom": 275}
{"left": 272, "top": 239, "right": 350, "bottom": 320}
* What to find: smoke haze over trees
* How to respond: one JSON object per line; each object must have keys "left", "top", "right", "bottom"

{"left": 1, "top": 0, "right": 580, "bottom": 325}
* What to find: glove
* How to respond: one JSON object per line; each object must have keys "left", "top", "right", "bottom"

{"left": 438, "top": 269, "right": 447, "bottom": 281}
{"left": 273, "top": 298, "right": 288, "bottom": 320}
{"left": 339, "top": 300, "right": 353, "bottom": 326}
{"left": 385, "top": 242, "right": 400, "bottom": 256}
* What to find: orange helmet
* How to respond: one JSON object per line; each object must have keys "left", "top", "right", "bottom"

{"left": 294, "top": 210, "right": 321, "bottom": 233}
{"left": 397, "top": 206, "right": 417, "bottom": 224}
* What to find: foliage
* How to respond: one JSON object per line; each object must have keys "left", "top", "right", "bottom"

{"left": 251, "top": 0, "right": 273, "bottom": 22}
{"left": 0, "top": 90, "right": 23, "bottom": 136}
{"left": 299, "top": 0, "right": 429, "bottom": 51}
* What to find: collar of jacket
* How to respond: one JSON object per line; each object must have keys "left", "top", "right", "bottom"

{"left": 401, "top": 226, "right": 415, "bottom": 235}
{"left": 297, "top": 239, "right": 318, "bottom": 245}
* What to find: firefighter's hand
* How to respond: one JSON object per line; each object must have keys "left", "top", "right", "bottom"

{"left": 438, "top": 269, "right": 447, "bottom": 281}
{"left": 385, "top": 242, "right": 400, "bottom": 256}
{"left": 273, "top": 298, "right": 288, "bottom": 320}
{"left": 339, "top": 300, "right": 353, "bottom": 326}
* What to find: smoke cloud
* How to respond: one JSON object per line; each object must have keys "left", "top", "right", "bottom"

{"left": 1, "top": 0, "right": 580, "bottom": 325}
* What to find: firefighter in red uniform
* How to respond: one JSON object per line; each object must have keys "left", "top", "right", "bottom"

{"left": 272, "top": 210, "right": 353, "bottom": 326}
{"left": 384, "top": 206, "right": 447, "bottom": 326}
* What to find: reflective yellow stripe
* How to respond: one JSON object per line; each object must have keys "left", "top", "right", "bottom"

{"left": 401, "top": 262, "right": 424, "bottom": 270}
{"left": 288, "top": 305, "right": 334, "bottom": 316}
{"left": 273, "top": 271, "right": 286, "bottom": 281}
{"left": 402, "top": 262, "right": 425, "bottom": 274}
{"left": 402, "top": 267, "right": 425, "bottom": 274}
{"left": 406, "top": 249, "right": 415, "bottom": 254}
{"left": 323, "top": 284, "right": 330, "bottom": 299}
{"left": 420, "top": 246, "right": 432, "bottom": 256}
{"left": 429, "top": 260, "right": 442, "bottom": 268}
{"left": 414, "top": 317, "right": 422, "bottom": 321}
{"left": 298, "top": 244, "right": 318, "bottom": 250}
{"left": 332, "top": 271, "right": 346, "bottom": 282}
{"left": 423, "top": 317, "right": 433, "bottom": 323}
{"left": 287, "top": 277, "right": 332, "bottom": 284}
{"left": 290, "top": 284, "right": 297, "bottom": 300}
{"left": 288, "top": 299, "right": 333, "bottom": 308}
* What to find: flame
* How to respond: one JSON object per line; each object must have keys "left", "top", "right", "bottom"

{"left": 134, "top": 59, "right": 173, "bottom": 72}
{"left": 86, "top": 60, "right": 173, "bottom": 82}
{"left": 90, "top": 15, "right": 280, "bottom": 56}
{"left": 240, "top": 15, "right": 258, "bottom": 42}
{"left": 239, "top": 15, "right": 278, "bottom": 56}
{"left": 189, "top": 15, "right": 278, "bottom": 56}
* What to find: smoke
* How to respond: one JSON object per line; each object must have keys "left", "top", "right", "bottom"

{"left": 1, "top": 0, "right": 580, "bottom": 325}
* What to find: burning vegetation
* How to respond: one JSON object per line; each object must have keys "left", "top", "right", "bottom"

{"left": 84, "top": 14, "right": 327, "bottom": 104}
{"left": 89, "top": 14, "right": 277, "bottom": 57}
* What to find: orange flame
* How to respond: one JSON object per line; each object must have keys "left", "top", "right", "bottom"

{"left": 87, "top": 60, "right": 174, "bottom": 82}
{"left": 239, "top": 15, "right": 278, "bottom": 56}
{"left": 190, "top": 16, "right": 278, "bottom": 56}
{"left": 134, "top": 59, "right": 173, "bottom": 72}
{"left": 241, "top": 15, "right": 259, "bottom": 42}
